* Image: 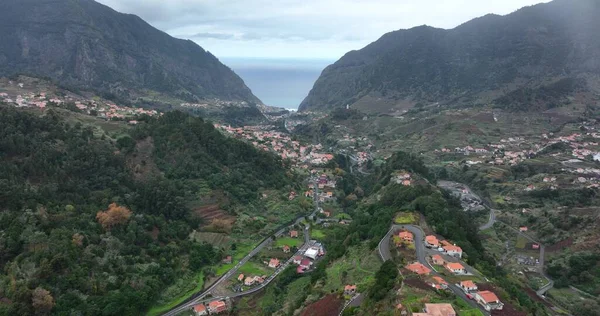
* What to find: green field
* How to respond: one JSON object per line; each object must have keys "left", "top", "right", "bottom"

{"left": 239, "top": 261, "right": 270, "bottom": 276}
{"left": 515, "top": 234, "right": 528, "bottom": 249}
{"left": 394, "top": 212, "right": 418, "bottom": 224}
{"left": 323, "top": 244, "right": 381, "bottom": 293}
{"left": 146, "top": 271, "right": 204, "bottom": 316}
{"left": 274, "top": 237, "right": 302, "bottom": 247}
{"left": 458, "top": 309, "right": 484, "bottom": 316}
{"left": 311, "top": 229, "right": 326, "bottom": 239}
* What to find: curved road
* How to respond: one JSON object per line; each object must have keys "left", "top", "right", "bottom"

{"left": 479, "top": 209, "right": 496, "bottom": 231}
{"left": 378, "top": 224, "right": 489, "bottom": 315}
{"left": 163, "top": 179, "right": 319, "bottom": 316}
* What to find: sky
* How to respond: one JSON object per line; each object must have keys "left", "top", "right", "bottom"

{"left": 96, "top": 0, "right": 551, "bottom": 60}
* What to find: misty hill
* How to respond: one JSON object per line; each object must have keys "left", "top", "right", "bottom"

{"left": 0, "top": 0, "right": 261, "bottom": 105}
{"left": 299, "top": 0, "right": 600, "bottom": 113}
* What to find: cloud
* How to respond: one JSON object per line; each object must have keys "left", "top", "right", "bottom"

{"left": 190, "top": 32, "right": 235, "bottom": 40}
{"left": 96, "top": 0, "right": 551, "bottom": 59}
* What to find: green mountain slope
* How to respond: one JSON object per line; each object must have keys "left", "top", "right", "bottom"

{"left": 0, "top": 105, "right": 290, "bottom": 315}
{"left": 0, "top": 0, "right": 261, "bottom": 105}
{"left": 299, "top": 0, "right": 600, "bottom": 113}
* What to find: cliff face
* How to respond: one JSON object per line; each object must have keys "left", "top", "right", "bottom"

{"left": 299, "top": 0, "right": 600, "bottom": 112}
{"left": 0, "top": 0, "right": 261, "bottom": 104}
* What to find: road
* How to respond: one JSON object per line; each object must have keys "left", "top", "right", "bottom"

{"left": 377, "top": 224, "right": 489, "bottom": 315}
{"left": 479, "top": 209, "right": 496, "bottom": 230}
{"left": 163, "top": 178, "right": 320, "bottom": 315}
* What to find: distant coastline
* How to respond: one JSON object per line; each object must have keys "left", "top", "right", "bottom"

{"left": 223, "top": 58, "right": 333, "bottom": 110}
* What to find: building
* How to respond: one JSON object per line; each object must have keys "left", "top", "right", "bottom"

{"left": 268, "top": 258, "right": 280, "bottom": 268}
{"left": 406, "top": 262, "right": 431, "bottom": 275}
{"left": 207, "top": 300, "right": 227, "bottom": 314}
{"left": 475, "top": 291, "right": 504, "bottom": 311}
{"left": 283, "top": 245, "right": 291, "bottom": 253}
{"left": 443, "top": 245, "right": 463, "bottom": 258}
{"left": 344, "top": 284, "right": 357, "bottom": 295}
{"left": 222, "top": 256, "right": 232, "bottom": 264}
{"left": 290, "top": 230, "right": 299, "bottom": 238}
{"left": 425, "top": 235, "right": 439, "bottom": 248}
{"left": 445, "top": 262, "right": 467, "bottom": 275}
{"left": 300, "top": 258, "right": 312, "bottom": 269}
{"left": 458, "top": 280, "right": 478, "bottom": 293}
{"left": 193, "top": 304, "right": 208, "bottom": 316}
{"left": 519, "top": 226, "right": 528, "bottom": 232}
{"left": 429, "top": 276, "right": 448, "bottom": 290}
{"left": 413, "top": 303, "right": 456, "bottom": 316}
{"left": 237, "top": 274, "right": 244, "bottom": 282}
{"left": 305, "top": 247, "right": 319, "bottom": 260}
{"left": 431, "top": 254, "right": 445, "bottom": 265}
{"left": 292, "top": 255, "right": 302, "bottom": 265}
{"left": 244, "top": 276, "right": 256, "bottom": 286}
{"left": 398, "top": 231, "right": 414, "bottom": 242}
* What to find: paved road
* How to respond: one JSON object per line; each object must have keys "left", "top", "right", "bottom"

{"left": 378, "top": 224, "right": 489, "bottom": 315}
{"left": 163, "top": 178, "right": 320, "bottom": 316}
{"left": 479, "top": 209, "right": 496, "bottom": 230}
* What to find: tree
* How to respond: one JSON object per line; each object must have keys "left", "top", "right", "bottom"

{"left": 96, "top": 203, "right": 132, "bottom": 230}
{"left": 31, "top": 287, "right": 54, "bottom": 315}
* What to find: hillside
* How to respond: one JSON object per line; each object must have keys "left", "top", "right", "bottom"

{"left": 299, "top": 0, "right": 600, "bottom": 113}
{"left": 0, "top": 0, "right": 261, "bottom": 106}
{"left": 0, "top": 104, "right": 292, "bottom": 315}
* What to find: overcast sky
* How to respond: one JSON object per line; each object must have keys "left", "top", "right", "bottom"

{"left": 96, "top": 0, "right": 550, "bottom": 60}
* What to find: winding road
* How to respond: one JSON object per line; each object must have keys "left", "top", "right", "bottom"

{"left": 162, "top": 179, "right": 320, "bottom": 316}
{"left": 378, "top": 224, "right": 490, "bottom": 316}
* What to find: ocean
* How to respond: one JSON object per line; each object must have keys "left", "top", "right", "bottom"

{"left": 222, "top": 58, "right": 334, "bottom": 111}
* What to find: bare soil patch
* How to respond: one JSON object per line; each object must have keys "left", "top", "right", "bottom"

{"left": 301, "top": 294, "right": 344, "bottom": 316}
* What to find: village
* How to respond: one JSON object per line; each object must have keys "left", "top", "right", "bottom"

{"left": 0, "top": 79, "right": 161, "bottom": 121}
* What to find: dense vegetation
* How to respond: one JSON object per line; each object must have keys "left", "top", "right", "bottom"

{"left": 0, "top": 106, "right": 290, "bottom": 315}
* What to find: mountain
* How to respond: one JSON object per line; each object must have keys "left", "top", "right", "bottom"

{"left": 299, "top": 0, "right": 600, "bottom": 113}
{"left": 0, "top": 0, "right": 261, "bottom": 105}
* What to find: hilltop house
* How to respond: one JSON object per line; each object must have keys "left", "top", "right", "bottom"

{"left": 431, "top": 254, "right": 445, "bottom": 265}
{"left": 458, "top": 280, "right": 478, "bottom": 293}
{"left": 406, "top": 262, "right": 431, "bottom": 275}
{"left": 443, "top": 245, "right": 463, "bottom": 258}
{"left": 425, "top": 235, "right": 439, "bottom": 248}
{"left": 398, "top": 231, "right": 414, "bottom": 243}
{"left": 445, "top": 262, "right": 467, "bottom": 275}
{"left": 413, "top": 303, "right": 456, "bottom": 316}
{"left": 193, "top": 304, "right": 208, "bottom": 316}
{"left": 344, "top": 284, "right": 357, "bottom": 296}
{"left": 268, "top": 258, "right": 280, "bottom": 268}
{"left": 207, "top": 300, "right": 227, "bottom": 314}
{"left": 475, "top": 291, "right": 504, "bottom": 311}
{"left": 429, "top": 276, "right": 449, "bottom": 290}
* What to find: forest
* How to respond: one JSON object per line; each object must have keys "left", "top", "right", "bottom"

{"left": 0, "top": 106, "right": 290, "bottom": 315}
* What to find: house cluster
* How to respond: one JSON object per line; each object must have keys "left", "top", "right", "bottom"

{"left": 0, "top": 89, "right": 160, "bottom": 121}
{"left": 238, "top": 273, "right": 266, "bottom": 286}
{"left": 181, "top": 99, "right": 249, "bottom": 109}
{"left": 308, "top": 173, "right": 336, "bottom": 202}
{"left": 192, "top": 299, "right": 228, "bottom": 315}
{"left": 294, "top": 243, "right": 325, "bottom": 274}
{"left": 216, "top": 124, "right": 334, "bottom": 168}
{"left": 425, "top": 235, "right": 464, "bottom": 258}
{"left": 457, "top": 281, "right": 504, "bottom": 311}
{"left": 392, "top": 171, "right": 412, "bottom": 186}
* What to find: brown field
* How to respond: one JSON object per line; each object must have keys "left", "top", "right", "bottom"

{"left": 194, "top": 204, "right": 236, "bottom": 233}
{"left": 404, "top": 277, "right": 434, "bottom": 291}
{"left": 300, "top": 294, "right": 344, "bottom": 316}
{"left": 546, "top": 238, "right": 573, "bottom": 252}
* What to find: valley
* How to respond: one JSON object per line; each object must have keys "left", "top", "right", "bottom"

{"left": 0, "top": 0, "right": 600, "bottom": 316}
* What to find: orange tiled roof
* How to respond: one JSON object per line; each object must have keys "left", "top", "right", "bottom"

{"left": 460, "top": 280, "right": 477, "bottom": 288}
{"left": 477, "top": 290, "right": 500, "bottom": 303}
{"left": 406, "top": 262, "right": 431, "bottom": 275}
{"left": 445, "top": 262, "right": 465, "bottom": 270}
